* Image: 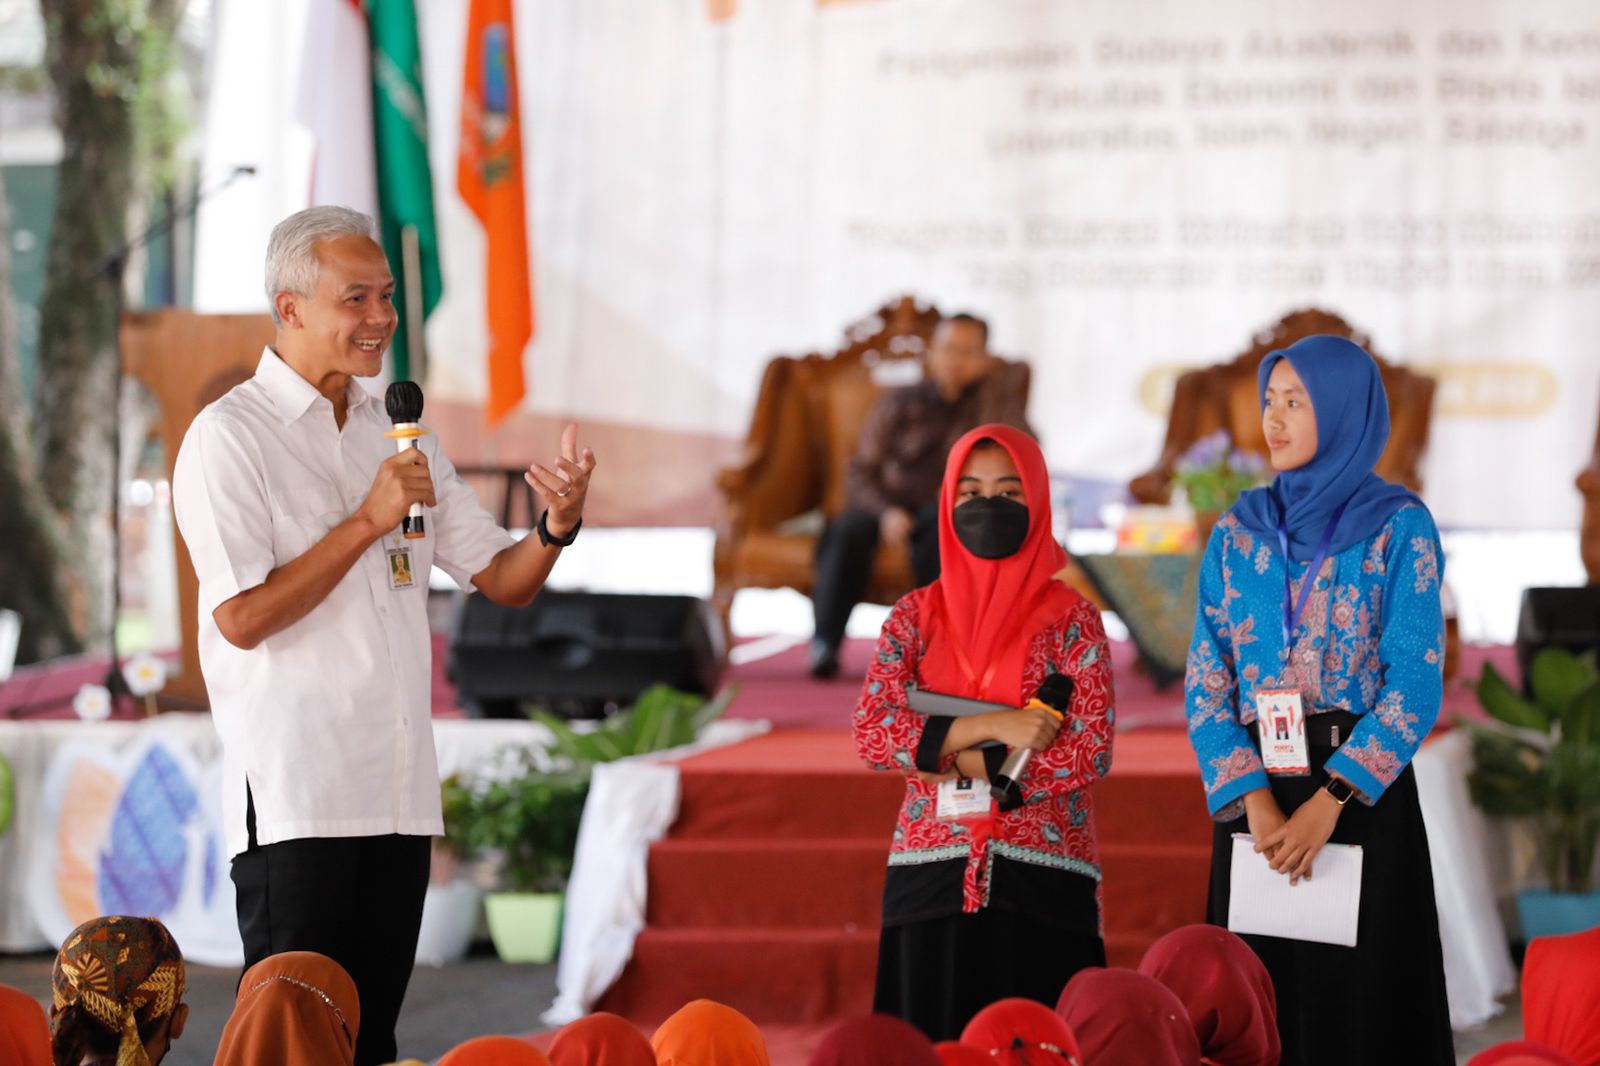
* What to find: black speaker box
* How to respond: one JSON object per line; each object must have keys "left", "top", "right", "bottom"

{"left": 1516, "top": 586, "right": 1600, "bottom": 692}
{"left": 447, "top": 591, "right": 726, "bottom": 719}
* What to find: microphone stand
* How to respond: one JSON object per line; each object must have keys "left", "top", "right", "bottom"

{"left": 4, "top": 166, "right": 255, "bottom": 720}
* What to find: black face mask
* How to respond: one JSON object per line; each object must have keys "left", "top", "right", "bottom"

{"left": 952, "top": 496, "right": 1031, "bottom": 559}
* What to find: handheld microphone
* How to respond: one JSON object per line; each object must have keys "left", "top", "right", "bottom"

{"left": 384, "top": 380, "right": 428, "bottom": 539}
{"left": 991, "top": 672, "right": 1074, "bottom": 811}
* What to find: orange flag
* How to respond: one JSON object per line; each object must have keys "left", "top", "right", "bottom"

{"left": 458, "top": 0, "right": 532, "bottom": 426}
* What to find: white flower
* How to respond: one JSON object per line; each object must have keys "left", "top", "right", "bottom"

{"left": 124, "top": 654, "right": 169, "bottom": 698}
{"left": 73, "top": 684, "right": 112, "bottom": 722}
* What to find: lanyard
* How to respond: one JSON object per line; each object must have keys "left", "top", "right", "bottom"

{"left": 1277, "top": 502, "right": 1347, "bottom": 650}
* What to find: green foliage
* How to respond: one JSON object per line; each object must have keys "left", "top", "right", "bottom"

{"left": 441, "top": 685, "right": 734, "bottom": 893}
{"left": 1464, "top": 649, "right": 1600, "bottom": 893}
{"left": 531, "top": 683, "right": 736, "bottom": 766}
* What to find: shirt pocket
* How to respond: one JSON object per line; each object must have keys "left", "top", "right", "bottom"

{"left": 271, "top": 485, "right": 350, "bottom": 561}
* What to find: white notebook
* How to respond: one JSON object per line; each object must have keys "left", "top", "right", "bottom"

{"left": 1227, "top": 834, "right": 1363, "bottom": 947}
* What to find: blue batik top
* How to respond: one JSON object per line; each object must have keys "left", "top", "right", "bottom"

{"left": 1185, "top": 503, "right": 1445, "bottom": 819}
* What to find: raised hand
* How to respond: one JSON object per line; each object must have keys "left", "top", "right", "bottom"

{"left": 525, "top": 423, "right": 597, "bottom": 538}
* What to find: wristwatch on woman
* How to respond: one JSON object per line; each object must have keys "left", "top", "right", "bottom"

{"left": 1322, "top": 775, "right": 1355, "bottom": 806}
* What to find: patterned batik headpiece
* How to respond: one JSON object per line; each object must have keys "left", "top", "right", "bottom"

{"left": 51, "top": 916, "right": 185, "bottom": 1066}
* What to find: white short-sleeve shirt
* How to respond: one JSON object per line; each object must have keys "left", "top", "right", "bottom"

{"left": 173, "top": 348, "right": 516, "bottom": 858}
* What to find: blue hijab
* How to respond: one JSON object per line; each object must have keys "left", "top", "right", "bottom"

{"left": 1230, "top": 335, "right": 1421, "bottom": 562}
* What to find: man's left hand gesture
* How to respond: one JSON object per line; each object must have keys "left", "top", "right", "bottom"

{"left": 525, "top": 423, "right": 596, "bottom": 538}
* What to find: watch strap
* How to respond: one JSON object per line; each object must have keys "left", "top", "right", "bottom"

{"left": 537, "top": 510, "right": 582, "bottom": 548}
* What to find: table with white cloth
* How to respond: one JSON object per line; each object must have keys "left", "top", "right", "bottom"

{"left": 0, "top": 715, "right": 549, "bottom": 966}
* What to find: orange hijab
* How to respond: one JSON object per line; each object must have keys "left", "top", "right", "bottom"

{"left": 910, "top": 424, "right": 1071, "bottom": 705}
{"left": 213, "top": 952, "right": 360, "bottom": 1066}
{"left": 547, "top": 1012, "right": 654, "bottom": 1066}
{"left": 0, "top": 984, "right": 50, "bottom": 1066}
{"left": 438, "top": 1035, "right": 552, "bottom": 1065}
{"left": 650, "top": 999, "right": 771, "bottom": 1066}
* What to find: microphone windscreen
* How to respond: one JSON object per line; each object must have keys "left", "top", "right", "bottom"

{"left": 385, "top": 380, "right": 424, "bottom": 423}
{"left": 1035, "top": 672, "right": 1074, "bottom": 711}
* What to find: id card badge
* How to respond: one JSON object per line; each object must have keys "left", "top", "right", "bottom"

{"left": 1255, "top": 688, "right": 1310, "bottom": 776}
{"left": 936, "top": 777, "right": 992, "bottom": 820}
{"left": 386, "top": 546, "right": 416, "bottom": 590}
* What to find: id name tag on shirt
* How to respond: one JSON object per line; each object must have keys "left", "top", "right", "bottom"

{"left": 936, "top": 777, "right": 991, "bottom": 820}
{"left": 387, "top": 546, "right": 416, "bottom": 590}
{"left": 1255, "top": 688, "right": 1310, "bottom": 776}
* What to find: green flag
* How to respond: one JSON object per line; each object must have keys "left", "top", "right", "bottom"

{"left": 369, "top": 0, "right": 442, "bottom": 382}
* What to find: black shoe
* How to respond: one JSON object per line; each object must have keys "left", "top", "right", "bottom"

{"left": 808, "top": 639, "right": 840, "bottom": 680}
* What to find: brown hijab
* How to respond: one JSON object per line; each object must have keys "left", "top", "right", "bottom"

{"left": 213, "top": 952, "right": 360, "bottom": 1066}
{"left": 51, "top": 916, "right": 186, "bottom": 1066}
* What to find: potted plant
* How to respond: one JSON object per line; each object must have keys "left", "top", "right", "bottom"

{"left": 0, "top": 752, "right": 13, "bottom": 840}
{"left": 1462, "top": 647, "right": 1600, "bottom": 940}
{"left": 1170, "top": 430, "right": 1268, "bottom": 543}
{"left": 450, "top": 745, "right": 590, "bottom": 964}
{"left": 413, "top": 775, "right": 490, "bottom": 967}
{"left": 530, "top": 682, "right": 736, "bottom": 765}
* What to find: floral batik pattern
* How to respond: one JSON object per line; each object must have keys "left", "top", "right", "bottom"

{"left": 1185, "top": 505, "right": 1445, "bottom": 816}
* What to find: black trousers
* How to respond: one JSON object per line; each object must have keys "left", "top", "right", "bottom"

{"left": 1208, "top": 724, "right": 1455, "bottom": 1066}
{"left": 232, "top": 794, "right": 431, "bottom": 1066}
{"left": 813, "top": 504, "right": 941, "bottom": 647}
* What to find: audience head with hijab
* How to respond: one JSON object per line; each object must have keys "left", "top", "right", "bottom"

{"left": 49, "top": 916, "right": 187, "bottom": 1066}
{"left": 809, "top": 1014, "right": 938, "bottom": 1066}
{"left": 0, "top": 983, "right": 51, "bottom": 1066}
{"left": 1057, "top": 968, "right": 1203, "bottom": 1066}
{"left": 1138, "top": 925, "right": 1279, "bottom": 1066}
{"left": 934, "top": 1043, "right": 995, "bottom": 1066}
{"left": 437, "top": 1034, "right": 552, "bottom": 1065}
{"left": 547, "top": 1011, "right": 654, "bottom": 1066}
{"left": 213, "top": 951, "right": 358, "bottom": 1066}
{"left": 1522, "top": 927, "right": 1600, "bottom": 1066}
{"left": 959, "top": 998, "right": 1081, "bottom": 1066}
{"left": 650, "top": 999, "right": 770, "bottom": 1066}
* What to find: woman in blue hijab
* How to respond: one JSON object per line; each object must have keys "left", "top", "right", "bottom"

{"left": 1184, "top": 335, "right": 1454, "bottom": 1065}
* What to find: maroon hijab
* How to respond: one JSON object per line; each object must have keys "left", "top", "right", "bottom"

{"left": 1138, "top": 925, "right": 1279, "bottom": 1066}
{"left": 1057, "top": 968, "right": 1202, "bottom": 1066}
{"left": 809, "top": 1014, "right": 938, "bottom": 1066}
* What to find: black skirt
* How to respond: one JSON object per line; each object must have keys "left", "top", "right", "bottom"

{"left": 1208, "top": 722, "right": 1455, "bottom": 1066}
{"left": 873, "top": 907, "right": 1106, "bottom": 1042}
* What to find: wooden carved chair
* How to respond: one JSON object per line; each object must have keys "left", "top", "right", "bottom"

{"left": 1128, "top": 308, "right": 1436, "bottom": 505}
{"left": 1579, "top": 392, "right": 1600, "bottom": 582}
{"left": 712, "top": 296, "right": 1031, "bottom": 626}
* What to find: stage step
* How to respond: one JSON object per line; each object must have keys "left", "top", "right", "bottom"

{"left": 670, "top": 769, "right": 903, "bottom": 841}
{"left": 597, "top": 927, "right": 880, "bottom": 1025}
{"left": 646, "top": 839, "right": 887, "bottom": 930}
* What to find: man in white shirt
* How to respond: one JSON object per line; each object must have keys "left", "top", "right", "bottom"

{"left": 172, "top": 206, "right": 594, "bottom": 1066}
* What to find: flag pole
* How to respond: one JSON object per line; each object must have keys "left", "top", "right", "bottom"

{"left": 402, "top": 222, "right": 427, "bottom": 383}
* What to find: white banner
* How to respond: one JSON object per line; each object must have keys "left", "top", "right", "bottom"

{"left": 195, "top": 0, "right": 1600, "bottom": 529}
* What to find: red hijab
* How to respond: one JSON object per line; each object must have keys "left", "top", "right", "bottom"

{"left": 1137, "top": 925, "right": 1279, "bottom": 1066}
{"left": 809, "top": 1014, "right": 938, "bottom": 1065}
{"left": 960, "top": 997, "right": 1081, "bottom": 1065}
{"left": 1467, "top": 1042, "right": 1579, "bottom": 1066}
{"left": 547, "top": 1012, "right": 654, "bottom": 1066}
{"left": 934, "top": 1043, "right": 994, "bottom": 1066}
{"left": 1523, "top": 927, "right": 1600, "bottom": 1066}
{"left": 910, "top": 425, "right": 1072, "bottom": 705}
{"left": 438, "top": 1035, "right": 552, "bottom": 1065}
{"left": 1057, "top": 968, "right": 1203, "bottom": 1066}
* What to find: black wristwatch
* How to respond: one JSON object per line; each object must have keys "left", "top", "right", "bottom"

{"left": 1322, "top": 775, "right": 1355, "bottom": 806}
{"left": 537, "top": 509, "right": 582, "bottom": 548}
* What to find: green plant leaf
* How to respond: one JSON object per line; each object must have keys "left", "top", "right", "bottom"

{"left": 0, "top": 753, "right": 13, "bottom": 838}
{"left": 1474, "top": 662, "right": 1550, "bottom": 732}
{"left": 1464, "top": 727, "right": 1549, "bottom": 817}
{"left": 1557, "top": 683, "right": 1600, "bottom": 752}
{"left": 1530, "top": 648, "right": 1600, "bottom": 717}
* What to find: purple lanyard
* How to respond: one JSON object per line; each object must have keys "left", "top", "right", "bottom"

{"left": 1277, "top": 502, "right": 1347, "bottom": 650}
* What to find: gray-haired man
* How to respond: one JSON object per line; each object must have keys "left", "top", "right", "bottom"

{"left": 174, "top": 206, "right": 595, "bottom": 1064}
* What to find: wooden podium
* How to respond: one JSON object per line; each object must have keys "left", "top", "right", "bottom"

{"left": 121, "top": 309, "right": 273, "bottom": 706}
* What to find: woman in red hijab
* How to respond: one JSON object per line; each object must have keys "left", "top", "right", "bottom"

{"left": 1467, "top": 1043, "right": 1579, "bottom": 1066}
{"left": 1138, "top": 924, "right": 1279, "bottom": 1066}
{"left": 650, "top": 999, "right": 771, "bottom": 1066}
{"left": 854, "top": 425, "right": 1115, "bottom": 1040}
{"left": 934, "top": 1042, "right": 995, "bottom": 1066}
{"left": 437, "top": 1035, "right": 551, "bottom": 1065}
{"left": 1057, "top": 968, "right": 1203, "bottom": 1066}
{"left": 547, "top": 1012, "right": 654, "bottom": 1066}
{"left": 1523, "top": 927, "right": 1600, "bottom": 1066}
{"left": 809, "top": 1013, "right": 939, "bottom": 1065}
{"left": 959, "top": 997, "right": 1081, "bottom": 1065}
